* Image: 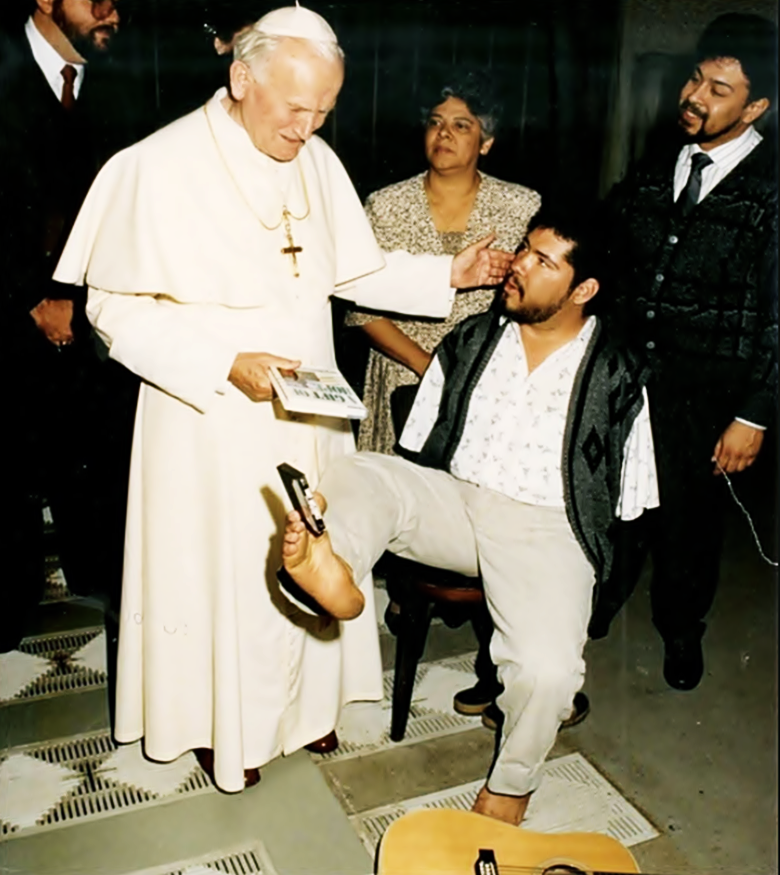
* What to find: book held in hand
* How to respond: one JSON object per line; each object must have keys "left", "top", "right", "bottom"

{"left": 269, "top": 365, "right": 367, "bottom": 420}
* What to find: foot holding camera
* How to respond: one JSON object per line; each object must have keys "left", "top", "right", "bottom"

{"left": 282, "top": 492, "right": 365, "bottom": 620}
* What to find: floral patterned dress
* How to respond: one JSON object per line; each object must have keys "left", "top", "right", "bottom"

{"left": 345, "top": 171, "right": 541, "bottom": 454}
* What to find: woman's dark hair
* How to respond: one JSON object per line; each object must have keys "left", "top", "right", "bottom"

{"left": 421, "top": 69, "right": 502, "bottom": 141}
{"left": 695, "top": 13, "right": 778, "bottom": 105}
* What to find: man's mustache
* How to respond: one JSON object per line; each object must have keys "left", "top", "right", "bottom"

{"left": 680, "top": 99, "right": 705, "bottom": 119}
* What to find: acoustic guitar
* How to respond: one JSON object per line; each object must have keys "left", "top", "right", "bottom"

{"left": 376, "top": 809, "right": 641, "bottom": 875}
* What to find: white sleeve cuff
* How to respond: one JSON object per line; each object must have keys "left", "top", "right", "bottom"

{"left": 734, "top": 417, "right": 766, "bottom": 431}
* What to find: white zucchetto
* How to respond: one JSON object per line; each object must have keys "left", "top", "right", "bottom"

{"left": 255, "top": 5, "right": 339, "bottom": 43}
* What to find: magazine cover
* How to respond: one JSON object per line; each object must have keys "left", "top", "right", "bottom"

{"left": 269, "top": 366, "right": 368, "bottom": 419}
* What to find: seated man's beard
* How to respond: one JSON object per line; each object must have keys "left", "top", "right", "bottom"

{"left": 502, "top": 295, "right": 568, "bottom": 325}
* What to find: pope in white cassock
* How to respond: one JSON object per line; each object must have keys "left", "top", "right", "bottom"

{"left": 54, "top": 5, "right": 512, "bottom": 792}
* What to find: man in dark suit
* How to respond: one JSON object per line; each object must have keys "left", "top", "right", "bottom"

{"left": 596, "top": 13, "right": 778, "bottom": 690}
{"left": 0, "top": 0, "right": 141, "bottom": 651}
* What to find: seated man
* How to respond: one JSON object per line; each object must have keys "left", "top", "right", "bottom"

{"left": 280, "top": 201, "right": 659, "bottom": 825}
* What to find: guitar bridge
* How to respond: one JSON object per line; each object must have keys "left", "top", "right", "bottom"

{"left": 475, "top": 849, "right": 498, "bottom": 875}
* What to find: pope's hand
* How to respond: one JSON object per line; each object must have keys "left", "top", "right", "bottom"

{"left": 451, "top": 234, "right": 513, "bottom": 290}
{"left": 229, "top": 352, "right": 302, "bottom": 402}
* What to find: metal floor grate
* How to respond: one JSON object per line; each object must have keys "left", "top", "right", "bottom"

{"left": 350, "top": 754, "right": 659, "bottom": 857}
{"left": 0, "top": 732, "right": 215, "bottom": 838}
{"left": 123, "top": 843, "right": 279, "bottom": 875}
{"left": 314, "top": 652, "right": 480, "bottom": 763}
{"left": 8, "top": 628, "right": 107, "bottom": 701}
{"left": 19, "top": 628, "right": 104, "bottom": 659}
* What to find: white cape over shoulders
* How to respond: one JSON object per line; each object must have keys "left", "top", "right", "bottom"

{"left": 54, "top": 91, "right": 445, "bottom": 792}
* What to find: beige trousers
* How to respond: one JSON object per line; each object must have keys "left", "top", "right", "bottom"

{"left": 319, "top": 452, "right": 595, "bottom": 796}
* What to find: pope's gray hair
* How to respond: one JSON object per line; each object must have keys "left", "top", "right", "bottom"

{"left": 233, "top": 26, "right": 345, "bottom": 79}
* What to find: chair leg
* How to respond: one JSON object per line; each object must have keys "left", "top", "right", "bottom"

{"left": 390, "top": 591, "right": 434, "bottom": 742}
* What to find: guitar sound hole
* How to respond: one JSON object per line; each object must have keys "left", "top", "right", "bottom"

{"left": 542, "top": 866, "right": 587, "bottom": 875}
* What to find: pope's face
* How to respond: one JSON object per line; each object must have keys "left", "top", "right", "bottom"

{"left": 231, "top": 40, "right": 344, "bottom": 162}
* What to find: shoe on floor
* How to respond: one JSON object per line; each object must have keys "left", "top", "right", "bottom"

{"left": 561, "top": 691, "right": 590, "bottom": 728}
{"left": 453, "top": 681, "right": 504, "bottom": 716}
{"left": 663, "top": 636, "right": 704, "bottom": 690}
{"left": 304, "top": 730, "right": 339, "bottom": 754}
{"left": 480, "top": 691, "right": 590, "bottom": 732}
{"left": 194, "top": 749, "right": 261, "bottom": 790}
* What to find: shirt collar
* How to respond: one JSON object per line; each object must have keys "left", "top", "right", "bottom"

{"left": 499, "top": 313, "right": 596, "bottom": 342}
{"left": 679, "top": 125, "right": 762, "bottom": 169}
{"left": 25, "top": 15, "right": 85, "bottom": 101}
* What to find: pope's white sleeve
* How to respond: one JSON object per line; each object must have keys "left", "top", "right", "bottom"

{"left": 617, "top": 387, "right": 660, "bottom": 520}
{"left": 398, "top": 357, "right": 446, "bottom": 452}
{"left": 334, "top": 250, "right": 456, "bottom": 319}
{"left": 87, "top": 288, "right": 238, "bottom": 414}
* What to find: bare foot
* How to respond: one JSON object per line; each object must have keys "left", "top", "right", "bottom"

{"left": 282, "top": 492, "right": 365, "bottom": 620}
{"left": 471, "top": 785, "right": 531, "bottom": 826}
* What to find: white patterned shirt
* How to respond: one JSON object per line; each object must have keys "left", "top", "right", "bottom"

{"left": 400, "top": 317, "right": 659, "bottom": 520}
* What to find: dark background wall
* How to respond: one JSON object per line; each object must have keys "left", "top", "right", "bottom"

{"left": 1, "top": 0, "right": 624, "bottom": 205}
{"left": 3, "top": 0, "right": 777, "bottom": 198}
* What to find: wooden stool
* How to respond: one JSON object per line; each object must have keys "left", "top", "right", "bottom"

{"left": 384, "top": 553, "right": 485, "bottom": 742}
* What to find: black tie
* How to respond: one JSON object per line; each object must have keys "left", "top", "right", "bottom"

{"left": 678, "top": 152, "right": 713, "bottom": 217}
{"left": 61, "top": 64, "right": 77, "bottom": 110}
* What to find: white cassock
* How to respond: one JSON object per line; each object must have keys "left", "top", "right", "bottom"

{"left": 54, "top": 89, "right": 457, "bottom": 792}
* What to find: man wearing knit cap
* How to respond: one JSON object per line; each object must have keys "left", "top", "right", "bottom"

{"left": 54, "top": 5, "right": 511, "bottom": 792}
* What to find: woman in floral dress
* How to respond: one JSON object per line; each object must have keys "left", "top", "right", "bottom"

{"left": 346, "top": 73, "right": 541, "bottom": 455}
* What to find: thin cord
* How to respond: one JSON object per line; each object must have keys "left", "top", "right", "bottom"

{"left": 716, "top": 461, "right": 778, "bottom": 567}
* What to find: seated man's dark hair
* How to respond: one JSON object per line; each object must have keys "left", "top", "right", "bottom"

{"left": 695, "top": 13, "right": 778, "bottom": 106}
{"left": 526, "top": 201, "right": 601, "bottom": 292}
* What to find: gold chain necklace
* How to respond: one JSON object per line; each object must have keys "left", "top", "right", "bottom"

{"left": 203, "top": 103, "right": 311, "bottom": 275}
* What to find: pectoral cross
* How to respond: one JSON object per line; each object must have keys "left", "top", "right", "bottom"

{"left": 281, "top": 208, "right": 303, "bottom": 277}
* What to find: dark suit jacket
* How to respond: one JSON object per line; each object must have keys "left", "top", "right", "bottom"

{"left": 0, "top": 30, "right": 138, "bottom": 333}
{"left": 601, "top": 129, "right": 778, "bottom": 433}
{"left": 0, "top": 27, "right": 144, "bottom": 468}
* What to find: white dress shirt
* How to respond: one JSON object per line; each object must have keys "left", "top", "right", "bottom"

{"left": 674, "top": 125, "right": 766, "bottom": 431}
{"left": 673, "top": 125, "right": 763, "bottom": 204}
{"left": 400, "top": 317, "right": 659, "bottom": 520}
{"left": 25, "top": 16, "right": 85, "bottom": 102}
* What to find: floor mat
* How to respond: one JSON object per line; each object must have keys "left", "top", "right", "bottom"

{"left": 312, "top": 652, "right": 482, "bottom": 762}
{"left": 0, "top": 733, "right": 213, "bottom": 837}
{"left": 0, "top": 629, "right": 107, "bottom": 703}
{"left": 349, "top": 752, "right": 659, "bottom": 856}
{"left": 121, "top": 842, "right": 280, "bottom": 875}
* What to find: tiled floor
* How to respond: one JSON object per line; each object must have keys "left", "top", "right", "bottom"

{"left": 0, "top": 465, "right": 777, "bottom": 874}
